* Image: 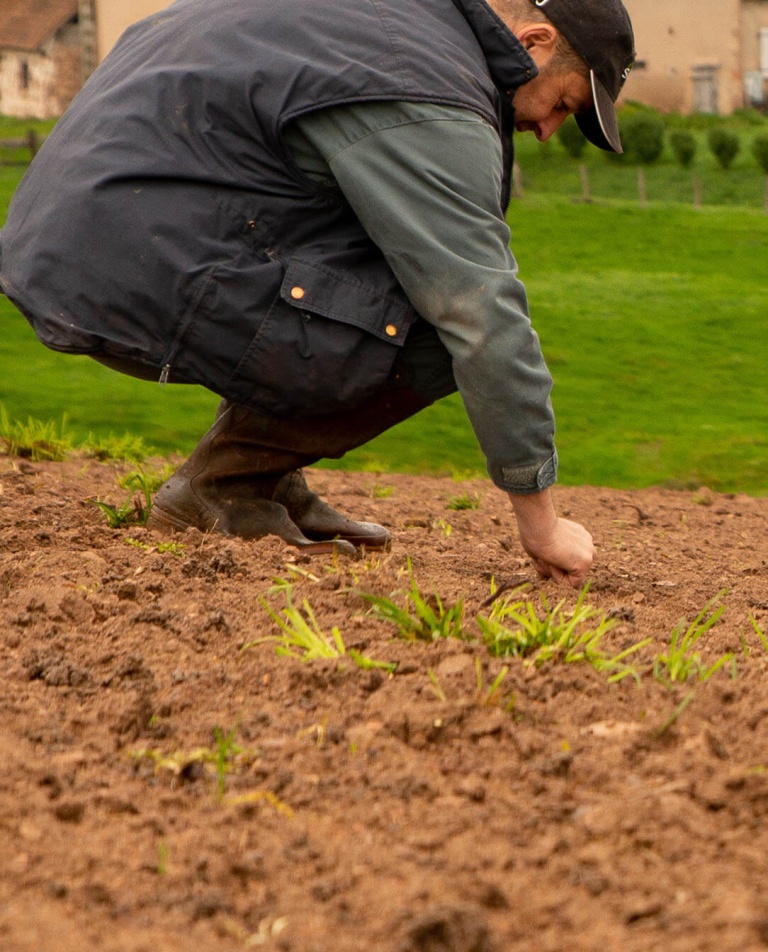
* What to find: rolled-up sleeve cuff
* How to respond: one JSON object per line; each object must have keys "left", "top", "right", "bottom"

{"left": 487, "top": 450, "right": 558, "bottom": 494}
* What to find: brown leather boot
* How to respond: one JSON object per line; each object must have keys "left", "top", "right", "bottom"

{"left": 273, "top": 470, "right": 391, "bottom": 549}
{"left": 148, "top": 403, "right": 357, "bottom": 555}
{"left": 148, "top": 388, "right": 428, "bottom": 552}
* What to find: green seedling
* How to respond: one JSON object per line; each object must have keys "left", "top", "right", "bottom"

{"left": 91, "top": 496, "right": 145, "bottom": 529}
{"left": 267, "top": 567, "right": 321, "bottom": 595}
{"left": 370, "top": 484, "right": 395, "bottom": 499}
{"left": 81, "top": 432, "right": 150, "bottom": 462}
{"left": 91, "top": 492, "right": 151, "bottom": 528}
{"left": 225, "top": 790, "right": 295, "bottom": 819}
{"left": 126, "top": 537, "right": 152, "bottom": 552}
{"left": 213, "top": 723, "right": 241, "bottom": 802}
{"left": 427, "top": 668, "right": 447, "bottom": 702}
{"left": 446, "top": 492, "right": 481, "bottom": 511}
{"left": 0, "top": 405, "right": 73, "bottom": 461}
{"left": 653, "top": 690, "right": 697, "bottom": 738}
{"left": 245, "top": 587, "right": 396, "bottom": 673}
{"left": 156, "top": 840, "right": 170, "bottom": 876}
{"left": 749, "top": 615, "right": 768, "bottom": 654}
{"left": 125, "top": 537, "right": 187, "bottom": 556}
{"left": 477, "top": 585, "right": 650, "bottom": 683}
{"left": 120, "top": 465, "right": 170, "bottom": 497}
{"left": 475, "top": 659, "right": 514, "bottom": 709}
{"left": 653, "top": 594, "right": 731, "bottom": 685}
{"left": 132, "top": 723, "right": 250, "bottom": 803}
{"left": 433, "top": 518, "right": 453, "bottom": 537}
{"left": 254, "top": 591, "right": 345, "bottom": 659}
{"left": 91, "top": 467, "right": 157, "bottom": 528}
{"left": 360, "top": 559, "right": 467, "bottom": 642}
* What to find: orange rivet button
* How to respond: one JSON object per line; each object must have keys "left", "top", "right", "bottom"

{"left": 385, "top": 324, "right": 398, "bottom": 337}
{"left": 290, "top": 286, "right": 305, "bottom": 300}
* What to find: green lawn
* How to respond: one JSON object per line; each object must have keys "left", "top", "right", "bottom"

{"left": 2, "top": 148, "right": 767, "bottom": 493}
{"left": 340, "top": 198, "right": 768, "bottom": 493}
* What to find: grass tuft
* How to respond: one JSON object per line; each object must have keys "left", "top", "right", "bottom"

{"left": 245, "top": 584, "right": 396, "bottom": 673}
{"left": 653, "top": 594, "right": 732, "bottom": 684}
{"left": 0, "top": 405, "right": 73, "bottom": 461}
{"left": 359, "top": 559, "right": 467, "bottom": 642}
{"left": 477, "top": 584, "right": 650, "bottom": 683}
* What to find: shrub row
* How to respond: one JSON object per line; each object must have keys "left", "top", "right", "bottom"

{"left": 557, "top": 114, "right": 768, "bottom": 173}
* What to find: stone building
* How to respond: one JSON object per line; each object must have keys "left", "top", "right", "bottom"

{"left": 622, "top": 0, "right": 768, "bottom": 114}
{"left": 0, "top": 0, "right": 81, "bottom": 119}
{"left": 86, "top": 0, "right": 768, "bottom": 117}
{"left": 3, "top": 0, "right": 768, "bottom": 119}
{"left": 88, "top": 0, "right": 170, "bottom": 63}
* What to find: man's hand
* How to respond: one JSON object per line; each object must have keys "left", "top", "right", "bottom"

{"left": 508, "top": 488, "right": 594, "bottom": 589}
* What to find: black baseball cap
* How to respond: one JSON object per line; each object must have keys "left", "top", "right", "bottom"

{"left": 528, "top": 0, "right": 635, "bottom": 153}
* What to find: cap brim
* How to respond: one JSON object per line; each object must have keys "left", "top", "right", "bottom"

{"left": 576, "top": 71, "right": 623, "bottom": 154}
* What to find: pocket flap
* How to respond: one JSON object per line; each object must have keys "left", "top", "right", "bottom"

{"left": 280, "top": 257, "right": 414, "bottom": 346}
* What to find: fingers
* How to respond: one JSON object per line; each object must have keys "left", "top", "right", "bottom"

{"left": 521, "top": 516, "right": 595, "bottom": 588}
{"left": 533, "top": 559, "right": 584, "bottom": 588}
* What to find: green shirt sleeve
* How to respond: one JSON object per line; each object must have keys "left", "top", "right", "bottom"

{"left": 284, "top": 101, "right": 557, "bottom": 493}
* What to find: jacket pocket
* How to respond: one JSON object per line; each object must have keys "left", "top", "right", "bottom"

{"left": 227, "top": 255, "right": 416, "bottom": 417}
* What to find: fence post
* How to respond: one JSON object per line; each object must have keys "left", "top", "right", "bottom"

{"left": 579, "top": 163, "right": 591, "bottom": 203}
{"left": 692, "top": 172, "right": 702, "bottom": 210}
{"left": 637, "top": 168, "right": 647, "bottom": 208}
{"left": 512, "top": 161, "right": 523, "bottom": 199}
{"left": 26, "top": 129, "right": 39, "bottom": 159}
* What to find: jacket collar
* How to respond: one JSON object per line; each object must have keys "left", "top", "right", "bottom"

{"left": 451, "top": 0, "right": 538, "bottom": 94}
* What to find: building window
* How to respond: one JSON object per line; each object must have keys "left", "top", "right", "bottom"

{"left": 19, "top": 60, "right": 30, "bottom": 90}
{"left": 692, "top": 64, "right": 720, "bottom": 115}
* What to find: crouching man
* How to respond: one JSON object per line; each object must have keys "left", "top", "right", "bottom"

{"left": 0, "top": 0, "right": 635, "bottom": 586}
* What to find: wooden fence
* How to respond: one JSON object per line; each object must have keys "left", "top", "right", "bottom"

{"left": 0, "top": 130, "right": 42, "bottom": 163}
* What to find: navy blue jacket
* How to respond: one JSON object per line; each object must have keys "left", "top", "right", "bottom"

{"left": 0, "top": 0, "right": 534, "bottom": 417}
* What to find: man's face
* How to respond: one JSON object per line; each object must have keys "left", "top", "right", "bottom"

{"left": 512, "top": 68, "right": 592, "bottom": 142}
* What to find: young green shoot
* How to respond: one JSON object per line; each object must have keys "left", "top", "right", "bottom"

{"left": 476, "top": 585, "right": 650, "bottom": 683}
{"left": 475, "top": 658, "right": 513, "bottom": 709}
{"left": 131, "top": 724, "right": 253, "bottom": 804}
{"left": 156, "top": 840, "right": 170, "bottom": 876}
{"left": 749, "top": 615, "right": 768, "bottom": 654}
{"left": 121, "top": 465, "right": 173, "bottom": 495}
{"left": 125, "top": 537, "right": 187, "bottom": 556}
{"left": 0, "top": 405, "right": 73, "bottom": 461}
{"left": 359, "top": 559, "right": 467, "bottom": 642}
{"left": 653, "top": 594, "right": 731, "bottom": 685}
{"left": 213, "top": 723, "right": 241, "bottom": 803}
{"left": 81, "top": 432, "right": 150, "bottom": 463}
{"left": 91, "top": 468, "right": 158, "bottom": 528}
{"left": 245, "top": 586, "right": 396, "bottom": 673}
{"left": 446, "top": 492, "right": 481, "bottom": 511}
{"left": 653, "top": 690, "right": 697, "bottom": 738}
{"left": 427, "top": 668, "right": 448, "bottom": 703}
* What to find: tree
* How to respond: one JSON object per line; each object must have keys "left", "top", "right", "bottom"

{"left": 556, "top": 116, "right": 587, "bottom": 159}
{"left": 752, "top": 133, "right": 768, "bottom": 175}
{"left": 669, "top": 130, "right": 696, "bottom": 169}
{"left": 621, "top": 113, "right": 665, "bottom": 165}
{"left": 707, "top": 128, "right": 740, "bottom": 170}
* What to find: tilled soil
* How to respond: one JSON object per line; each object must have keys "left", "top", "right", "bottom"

{"left": 1, "top": 454, "right": 768, "bottom": 952}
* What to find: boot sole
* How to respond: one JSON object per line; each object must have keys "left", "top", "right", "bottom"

{"left": 148, "top": 504, "right": 359, "bottom": 557}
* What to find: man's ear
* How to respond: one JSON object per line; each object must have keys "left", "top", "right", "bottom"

{"left": 515, "top": 23, "right": 559, "bottom": 68}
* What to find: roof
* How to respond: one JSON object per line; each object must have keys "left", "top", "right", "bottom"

{"left": 0, "top": 0, "right": 79, "bottom": 52}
